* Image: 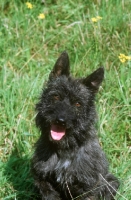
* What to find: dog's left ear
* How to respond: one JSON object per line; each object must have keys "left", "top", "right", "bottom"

{"left": 49, "top": 51, "right": 70, "bottom": 79}
{"left": 82, "top": 67, "right": 104, "bottom": 92}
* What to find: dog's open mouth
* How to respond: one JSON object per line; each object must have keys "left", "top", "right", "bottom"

{"left": 51, "top": 124, "right": 66, "bottom": 140}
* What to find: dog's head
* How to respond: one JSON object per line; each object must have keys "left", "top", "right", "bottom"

{"left": 35, "top": 52, "right": 104, "bottom": 148}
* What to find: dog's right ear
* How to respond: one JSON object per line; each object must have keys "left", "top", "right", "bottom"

{"left": 49, "top": 51, "right": 70, "bottom": 79}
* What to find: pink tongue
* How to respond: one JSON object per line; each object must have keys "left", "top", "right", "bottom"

{"left": 51, "top": 124, "right": 65, "bottom": 140}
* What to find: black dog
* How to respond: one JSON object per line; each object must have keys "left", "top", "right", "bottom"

{"left": 31, "top": 51, "right": 119, "bottom": 200}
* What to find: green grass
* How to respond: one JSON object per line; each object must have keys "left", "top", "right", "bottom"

{"left": 0, "top": 0, "right": 131, "bottom": 199}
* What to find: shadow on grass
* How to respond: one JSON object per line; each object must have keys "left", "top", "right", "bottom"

{"left": 4, "top": 151, "right": 40, "bottom": 200}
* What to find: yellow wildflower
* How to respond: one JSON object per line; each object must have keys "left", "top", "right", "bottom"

{"left": 38, "top": 13, "right": 45, "bottom": 19}
{"left": 91, "top": 16, "right": 102, "bottom": 22}
{"left": 26, "top": 2, "right": 33, "bottom": 9}
{"left": 118, "top": 53, "right": 131, "bottom": 63}
{"left": 91, "top": 17, "right": 98, "bottom": 22}
{"left": 119, "top": 58, "right": 126, "bottom": 63}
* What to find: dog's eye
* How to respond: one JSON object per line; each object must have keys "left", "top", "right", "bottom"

{"left": 54, "top": 95, "right": 60, "bottom": 101}
{"left": 75, "top": 102, "right": 81, "bottom": 107}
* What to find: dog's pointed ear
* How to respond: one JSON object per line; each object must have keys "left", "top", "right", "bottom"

{"left": 82, "top": 67, "right": 104, "bottom": 92}
{"left": 49, "top": 51, "right": 70, "bottom": 79}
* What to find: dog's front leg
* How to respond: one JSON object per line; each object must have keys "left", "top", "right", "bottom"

{"left": 35, "top": 180, "right": 61, "bottom": 200}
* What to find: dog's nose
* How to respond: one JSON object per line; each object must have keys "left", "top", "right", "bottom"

{"left": 56, "top": 118, "right": 66, "bottom": 126}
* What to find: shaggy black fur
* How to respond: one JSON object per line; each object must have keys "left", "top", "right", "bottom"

{"left": 31, "top": 51, "right": 119, "bottom": 200}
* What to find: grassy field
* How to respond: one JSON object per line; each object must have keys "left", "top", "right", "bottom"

{"left": 0, "top": 0, "right": 131, "bottom": 199}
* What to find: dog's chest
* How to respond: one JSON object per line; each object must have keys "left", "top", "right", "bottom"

{"left": 54, "top": 159, "right": 72, "bottom": 183}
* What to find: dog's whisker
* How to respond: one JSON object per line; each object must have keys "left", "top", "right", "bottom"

{"left": 65, "top": 181, "right": 74, "bottom": 199}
